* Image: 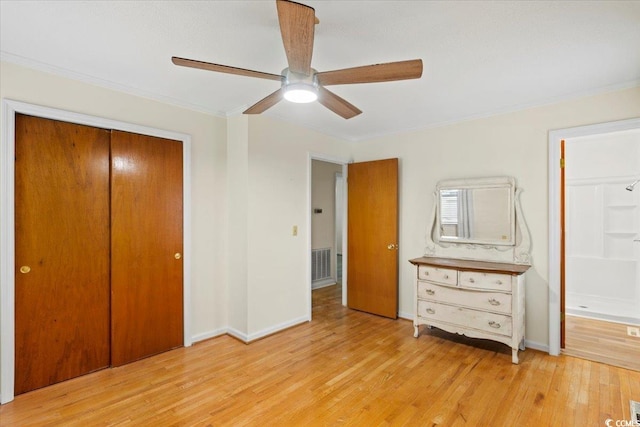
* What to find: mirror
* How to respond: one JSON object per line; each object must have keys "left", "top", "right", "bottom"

{"left": 437, "top": 177, "right": 515, "bottom": 246}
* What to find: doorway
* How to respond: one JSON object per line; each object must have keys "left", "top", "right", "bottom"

{"left": 561, "top": 129, "right": 640, "bottom": 370}
{"left": 548, "top": 117, "right": 640, "bottom": 360}
{"left": 310, "top": 159, "right": 346, "bottom": 314}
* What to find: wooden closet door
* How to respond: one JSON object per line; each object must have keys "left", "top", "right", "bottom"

{"left": 110, "top": 130, "right": 184, "bottom": 366}
{"left": 14, "top": 114, "right": 111, "bottom": 395}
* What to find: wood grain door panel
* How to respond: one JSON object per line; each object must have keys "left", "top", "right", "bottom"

{"left": 14, "top": 114, "right": 111, "bottom": 395}
{"left": 110, "top": 130, "right": 184, "bottom": 366}
{"left": 347, "top": 158, "right": 399, "bottom": 318}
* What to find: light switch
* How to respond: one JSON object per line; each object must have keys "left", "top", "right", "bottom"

{"left": 292, "top": 225, "right": 298, "bottom": 236}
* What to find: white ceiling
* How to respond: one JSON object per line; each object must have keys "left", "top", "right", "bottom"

{"left": 1, "top": 1, "right": 639, "bottom": 141}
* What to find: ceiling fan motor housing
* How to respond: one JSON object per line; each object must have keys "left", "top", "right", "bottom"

{"left": 282, "top": 67, "right": 319, "bottom": 103}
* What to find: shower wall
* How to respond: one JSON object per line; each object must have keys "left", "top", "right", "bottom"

{"left": 565, "top": 129, "right": 640, "bottom": 324}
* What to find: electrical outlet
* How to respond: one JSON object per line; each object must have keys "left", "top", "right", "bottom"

{"left": 627, "top": 326, "right": 640, "bottom": 338}
{"left": 292, "top": 225, "right": 298, "bottom": 236}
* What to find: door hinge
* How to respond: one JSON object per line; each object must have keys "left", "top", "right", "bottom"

{"left": 560, "top": 158, "right": 565, "bottom": 168}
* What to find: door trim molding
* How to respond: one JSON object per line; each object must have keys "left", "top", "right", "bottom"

{"left": 548, "top": 117, "right": 640, "bottom": 356}
{"left": 0, "top": 99, "right": 193, "bottom": 404}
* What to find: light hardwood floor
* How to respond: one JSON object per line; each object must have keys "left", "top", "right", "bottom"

{"left": 563, "top": 314, "right": 640, "bottom": 372}
{"left": 1, "top": 285, "right": 639, "bottom": 426}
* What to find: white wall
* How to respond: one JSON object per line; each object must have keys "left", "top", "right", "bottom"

{"left": 350, "top": 86, "right": 640, "bottom": 347}
{"left": 312, "top": 160, "right": 342, "bottom": 251}
{"left": 0, "top": 61, "right": 229, "bottom": 341}
{"left": 243, "top": 115, "right": 350, "bottom": 338}
{"left": 226, "top": 115, "right": 249, "bottom": 336}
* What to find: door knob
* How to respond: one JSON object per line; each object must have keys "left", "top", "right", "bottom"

{"left": 387, "top": 244, "right": 398, "bottom": 250}
{"left": 19, "top": 266, "right": 31, "bottom": 274}
{"left": 174, "top": 253, "right": 182, "bottom": 260}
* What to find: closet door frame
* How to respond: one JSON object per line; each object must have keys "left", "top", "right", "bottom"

{"left": 0, "top": 99, "right": 193, "bottom": 404}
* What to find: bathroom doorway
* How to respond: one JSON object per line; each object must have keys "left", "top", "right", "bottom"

{"left": 562, "top": 128, "right": 640, "bottom": 370}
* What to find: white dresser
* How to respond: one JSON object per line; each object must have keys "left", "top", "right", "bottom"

{"left": 410, "top": 257, "right": 529, "bottom": 364}
{"left": 415, "top": 176, "right": 532, "bottom": 364}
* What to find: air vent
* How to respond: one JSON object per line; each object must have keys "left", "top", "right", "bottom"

{"left": 311, "top": 248, "right": 331, "bottom": 282}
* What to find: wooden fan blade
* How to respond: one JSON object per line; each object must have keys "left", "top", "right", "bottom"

{"left": 316, "top": 59, "right": 423, "bottom": 86}
{"left": 276, "top": 0, "right": 315, "bottom": 75}
{"left": 172, "top": 57, "right": 282, "bottom": 81}
{"left": 317, "top": 86, "right": 362, "bottom": 119}
{"left": 243, "top": 88, "right": 284, "bottom": 114}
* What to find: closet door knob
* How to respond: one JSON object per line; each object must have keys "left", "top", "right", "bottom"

{"left": 174, "top": 253, "right": 182, "bottom": 260}
{"left": 19, "top": 266, "right": 31, "bottom": 274}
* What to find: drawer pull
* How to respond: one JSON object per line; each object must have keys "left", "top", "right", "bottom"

{"left": 488, "top": 298, "right": 501, "bottom": 306}
{"left": 425, "top": 289, "right": 435, "bottom": 295}
{"left": 488, "top": 321, "right": 501, "bottom": 329}
{"left": 424, "top": 271, "right": 429, "bottom": 276}
{"left": 468, "top": 277, "right": 475, "bottom": 283}
{"left": 443, "top": 275, "right": 449, "bottom": 279}
{"left": 426, "top": 308, "right": 436, "bottom": 314}
{"left": 496, "top": 280, "right": 503, "bottom": 285}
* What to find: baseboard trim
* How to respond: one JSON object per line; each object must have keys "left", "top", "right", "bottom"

{"left": 191, "top": 328, "right": 228, "bottom": 344}
{"left": 398, "top": 311, "right": 413, "bottom": 321}
{"left": 525, "top": 339, "right": 549, "bottom": 353}
{"left": 225, "top": 327, "right": 248, "bottom": 343}
{"left": 219, "top": 316, "right": 311, "bottom": 345}
{"left": 312, "top": 279, "right": 336, "bottom": 290}
{"left": 246, "top": 315, "right": 309, "bottom": 342}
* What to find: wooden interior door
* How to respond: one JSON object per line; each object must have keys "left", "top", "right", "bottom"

{"left": 110, "top": 130, "right": 184, "bottom": 366}
{"left": 347, "top": 158, "right": 398, "bottom": 318}
{"left": 14, "top": 114, "right": 111, "bottom": 395}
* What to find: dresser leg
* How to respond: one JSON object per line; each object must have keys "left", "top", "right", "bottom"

{"left": 512, "top": 348, "right": 519, "bottom": 364}
{"left": 413, "top": 325, "right": 419, "bottom": 338}
{"left": 519, "top": 339, "right": 525, "bottom": 351}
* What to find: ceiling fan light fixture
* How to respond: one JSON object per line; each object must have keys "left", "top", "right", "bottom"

{"left": 173, "top": 1, "right": 423, "bottom": 119}
{"left": 283, "top": 83, "right": 318, "bottom": 103}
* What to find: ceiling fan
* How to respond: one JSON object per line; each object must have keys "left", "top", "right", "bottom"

{"left": 172, "top": 0, "right": 423, "bottom": 119}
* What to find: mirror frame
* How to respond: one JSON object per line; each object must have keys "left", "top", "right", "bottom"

{"left": 425, "top": 176, "right": 531, "bottom": 265}
{"left": 436, "top": 177, "right": 515, "bottom": 246}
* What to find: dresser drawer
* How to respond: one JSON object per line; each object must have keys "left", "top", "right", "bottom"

{"left": 418, "top": 266, "right": 457, "bottom": 286}
{"left": 417, "top": 301, "right": 512, "bottom": 337}
{"left": 459, "top": 271, "right": 511, "bottom": 292}
{"left": 417, "top": 282, "right": 512, "bottom": 314}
